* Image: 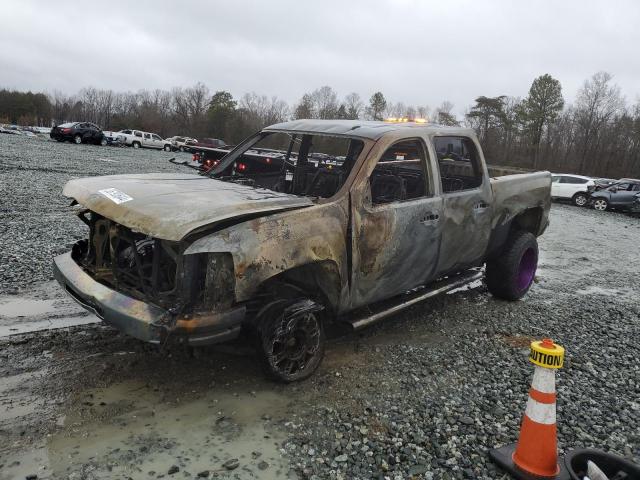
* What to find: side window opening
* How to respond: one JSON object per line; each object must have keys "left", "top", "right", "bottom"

{"left": 134, "top": 131, "right": 142, "bottom": 137}
{"left": 370, "top": 139, "right": 429, "bottom": 205}
{"left": 434, "top": 136, "right": 483, "bottom": 193}
{"left": 210, "top": 131, "right": 364, "bottom": 200}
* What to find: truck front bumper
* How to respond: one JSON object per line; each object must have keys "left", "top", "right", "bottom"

{"left": 53, "top": 252, "right": 246, "bottom": 346}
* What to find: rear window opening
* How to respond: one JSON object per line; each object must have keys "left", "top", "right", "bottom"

{"left": 209, "top": 132, "right": 364, "bottom": 200}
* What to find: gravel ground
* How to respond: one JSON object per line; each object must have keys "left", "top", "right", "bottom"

{"left": 0, "top": 134, "right": 638, "bottom": 479}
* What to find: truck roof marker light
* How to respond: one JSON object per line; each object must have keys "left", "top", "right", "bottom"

{"left": 385, "top": 117, "right": 427, "bottom": 123}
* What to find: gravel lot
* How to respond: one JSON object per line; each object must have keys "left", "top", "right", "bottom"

{"left": 0, "top": 134, "right": 638, "bottom": 479}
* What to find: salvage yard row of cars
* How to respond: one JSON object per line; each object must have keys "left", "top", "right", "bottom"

{"left": 46, "top": 121, "right": 224, "bottom": 152}
{"left": 550, "top": 173, "right": 640, "bottom": 212}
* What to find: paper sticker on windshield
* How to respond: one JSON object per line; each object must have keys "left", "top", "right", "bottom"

{"left": 99, "top": 188, "right": 133, "bottom": 204}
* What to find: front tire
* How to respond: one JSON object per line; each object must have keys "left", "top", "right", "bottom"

{"left": 100, "top": 138, "right": 108, "bottom": 146}
{"left": 164, "top": 144, "right": 171, "bottom": 151}
{"left": 572, "top": 192, "right": 588, "bottom": 207}
{"left": 486, "top": 230, "right": 538, "bottom": 301}
{"left": 256, "top": 299, "right": 325, "bottom": 382}
{"left": 73, "top": 134, "right": 82, "bottom": 144}
{"left": 593, "top": 198, "right": 608, "bottom": 211}
{"left": 132, "top": 141, "right": 141, "bottom": 149}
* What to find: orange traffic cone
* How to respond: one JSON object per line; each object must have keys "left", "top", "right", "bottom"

{"left": 489, "top": 338, "right": 567, "bottom": 480}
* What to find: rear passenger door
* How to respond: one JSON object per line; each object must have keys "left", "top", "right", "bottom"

{"left": 350, "top": 138, "right": 443, "bottom": 308}
{"left": 433, "top": 135, "right": 492, "bottom": 275}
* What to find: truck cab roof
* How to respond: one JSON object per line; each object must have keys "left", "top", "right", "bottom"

{"left": 264, "top": 119, "right": 475, "bottom": 141}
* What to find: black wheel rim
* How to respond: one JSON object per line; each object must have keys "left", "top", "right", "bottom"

{"left": 265, "top": 312, "right": 321, "bottom": 378}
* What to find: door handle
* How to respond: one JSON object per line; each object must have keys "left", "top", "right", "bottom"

{"left": 473, "top": 202, "right": 489, "bottom": 212}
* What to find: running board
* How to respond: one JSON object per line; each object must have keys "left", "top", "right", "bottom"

{"left": 347, "top": 270, "right": 483, "bottom": 331}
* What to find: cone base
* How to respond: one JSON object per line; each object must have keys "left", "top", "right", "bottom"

{"left": 489, "top": 444, "right": 570, "bottom": 480}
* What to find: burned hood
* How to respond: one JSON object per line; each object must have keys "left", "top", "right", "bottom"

{"left": 63, "top": 173, "right": 313, "bottom": 241}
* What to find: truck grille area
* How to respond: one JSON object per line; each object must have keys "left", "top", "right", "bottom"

{"left": 72, "top": 211, "right": 183, "bottom": 310}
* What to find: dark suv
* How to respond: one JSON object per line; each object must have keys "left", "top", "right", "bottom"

{"left": 589, "top": 179, "right": 640, "bottom": 212}
{"left": 50, "top": 122, "right": 106, "bottom": 145}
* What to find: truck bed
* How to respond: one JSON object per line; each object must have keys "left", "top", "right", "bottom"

{"left": 490, "top": 171, "right": 552, "bottom": 234}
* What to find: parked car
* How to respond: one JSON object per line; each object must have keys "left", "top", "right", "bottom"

{"left": 589, "top": 179, "right": 640, "bottom": 212}
{"left": 165, "top": 136, "right": 197, "bottom": 152}
{"left": 102, "top": 131, "right": 126, "bottom": 146}
{"left": 185, "top": 138, "right": 226, "bottom": 153}
{"left": 593, "top": 178, "right": 618, "bottom": 191}
{"left": 117, "top": 129, "right": 172, "bottom": 150}
{"left": 50, "top": 122, "right": 106, "bottom": 145}
{"left": 550, "top": 174, "right": 595, "bottom": 206}
{"left": 54, "top": 119, "right": 551, "bottom": 382}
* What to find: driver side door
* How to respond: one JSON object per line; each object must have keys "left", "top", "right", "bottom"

{"left": 349, "top": 137, "right": 443, "bottom": 309}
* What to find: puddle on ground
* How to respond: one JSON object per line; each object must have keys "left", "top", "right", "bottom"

{"left": 0, "top": 286, "right": 100, "bottom": 337}
{"left": 0, "top": 297, "right": 58, "bottom": 317}
{"left": 1, "top": 381, "right": 295, "bottom": 480}
{"left": 0, "top": 314, "right": 99, "bottom": 337}
{"left": 0, "top": 369, "right": 47, "bottom": 424}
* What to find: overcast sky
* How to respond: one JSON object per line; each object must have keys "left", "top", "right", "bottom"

{"left": 1, "top": 0, "right": 638, "bottom": 114}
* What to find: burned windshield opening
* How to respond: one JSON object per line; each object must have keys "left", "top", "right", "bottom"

{"left": 209, "top": 132, "right": 364, "bottom": 199}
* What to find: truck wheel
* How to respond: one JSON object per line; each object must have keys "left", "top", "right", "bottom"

{"left": 100, "top": 138, "right": 108, "bottom": 146}
{"left": 572, "top": 192, "right": 588, "bottom": 207}
{"left": 485, "top": 230, "right": 538, "bottom": 301}
{"left": 255, "top": 299, "right": 325, "bottom": 382}
{"left": 164, "top": 144, "right": 171, "bottom": 151}
{"left": 132, "top": 141, "right": 141, "bottom": 149}
{"left": 593, "top": 198, "right": 608, "bottom": 211}
{"left": 73, "top": 134, "right": 82, "bottom": 144}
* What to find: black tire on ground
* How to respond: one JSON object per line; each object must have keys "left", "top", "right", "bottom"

{"left": 255, "top": 298, "right": 325, "bottom": 383}
{"left": 100, "top": 138, "right": 108, "bottom": 146}
{"left": 132, "top": 141, "right": 141, "bottom": 149}
{"left": 485, "top": 230, "right": 539, "bottom": 301}
{"left": 164, "top": 144, "right": 171, "bottom": 151}
{"left": 73, "top": 134, "right": 82, "bottom": 144}
{"left": 572, "top": 192, "right": 589, "bottom": 207}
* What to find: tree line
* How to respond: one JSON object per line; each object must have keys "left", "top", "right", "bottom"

{"left": 0, "top": 72, "right": 638, "bottom": 178}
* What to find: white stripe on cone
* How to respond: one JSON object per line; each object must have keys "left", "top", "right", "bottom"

{"left": 524, "top": 396, "right": 556, "bottom": 425}
{"left": 531, "top": 366, "right": 556, "bottom": 394}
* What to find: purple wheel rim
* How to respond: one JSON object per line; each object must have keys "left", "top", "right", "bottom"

{"left": 517, "top": 247, "right": 537, "bottom": 291}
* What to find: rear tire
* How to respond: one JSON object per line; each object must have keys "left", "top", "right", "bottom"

{"left": 100, "top": 138, "right": 108, "bottom": 146}
{"left": 486, "top": 230, "right": 538, "bottom": 301}
{"left": 164, "top": 144, "right": 171, "bottom": 151}
{"left": 572, "top": 192, "right": 588, "bottom": 207}
{"left": 73, "top": 134, "right": 82, "bottom": 144}
{"left": 255, "top": 299, "right": 325, "bottom": 382}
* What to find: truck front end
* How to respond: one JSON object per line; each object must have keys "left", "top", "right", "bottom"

{"left": 54, "top": 209, "right": 245, "bottom": 346}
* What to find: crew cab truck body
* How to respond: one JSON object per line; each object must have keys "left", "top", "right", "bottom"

{"left": 53, "top": 120, "right": 551, "bottom": 382}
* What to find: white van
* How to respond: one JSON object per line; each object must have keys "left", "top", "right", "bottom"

{"left": 118, "top": 130, "right": 172, "bottom": 151}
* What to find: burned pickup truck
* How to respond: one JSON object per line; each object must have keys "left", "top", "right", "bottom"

{"left": 54, "top": 120, "right": 551, "bottom": 382}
